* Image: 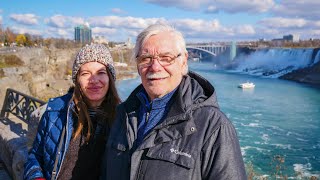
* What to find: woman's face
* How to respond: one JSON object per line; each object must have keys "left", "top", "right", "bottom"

{"left": 77, "top": 62, "right": 109, "bottom": 108}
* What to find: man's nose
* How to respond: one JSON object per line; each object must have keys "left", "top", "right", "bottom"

{"left": 149, "top": 58, "right": 162, "bottom": 71}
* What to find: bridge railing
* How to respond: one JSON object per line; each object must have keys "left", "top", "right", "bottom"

{"left": 0, "top": 88, "right": 45, "bottom": 123}
{"left": 0, "top": 88, "right": 46, "bottom": 180}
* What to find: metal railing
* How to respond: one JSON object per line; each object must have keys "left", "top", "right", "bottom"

{"left": 0, "top": 88, "right": 45, "bottom": 123}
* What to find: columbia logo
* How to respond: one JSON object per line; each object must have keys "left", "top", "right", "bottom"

{"left": 170, "top": 148, "right": 191, "bottom": 158}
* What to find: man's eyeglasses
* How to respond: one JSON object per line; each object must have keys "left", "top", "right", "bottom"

{"left": 136, "top": 53, "right": 181, "bottom": 68}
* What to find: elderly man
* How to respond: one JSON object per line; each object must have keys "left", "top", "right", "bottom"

{"left": 102, "top": 23, "right": 247, "bottom": 180}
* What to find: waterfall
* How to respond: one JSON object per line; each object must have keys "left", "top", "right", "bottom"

{"left": 313, "top": 49, "right": 320, "bottom": 65}
{"left": 233, "top": 48, "right": 315, "bottom": 78}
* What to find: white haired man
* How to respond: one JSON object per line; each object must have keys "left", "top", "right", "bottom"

{"left": 101, "top": 23, "right": 247, "bottom": 180}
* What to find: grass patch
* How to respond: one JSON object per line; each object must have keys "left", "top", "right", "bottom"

{"left": 0, "top": 54, "right": 24, "bottom": 68}
{"left": 246, "top": 155, "right": 319, "bottom": 180}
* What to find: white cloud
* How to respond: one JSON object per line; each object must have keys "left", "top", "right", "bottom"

{"left": 145, "top": 0, "right": 275, "bottom": 13}
{"left": 126, "top": 29, "right": 140, "bottom": 37}
{"left": 11, "top": 26, "right": 42, "bottom": 36}
{"left": 93, "top": 27, "right": 139, "bottom": 41}
{"left": 171, "top": 18, "right": 241, "bottom": 41}
{"left": 69, "top": 17, "right": 86, "bottom": 27}
{"left": 86, "top": 16, "right": 249, "bottom": 41}
{"left": 87, "top": 16, "right": 166, "bottom": 41}
{"left": 0, "top": 16, "right": 2, "bottom": 25}
{"left": 10, "top": 14, "right": 39, "bottom": 25}
{"left": 205, "top": 6, "right": 218, "bottom": 13}
{"left": 111, "top": 8, "right": 127, "bottom": 14}
{"left": 235, "top": 25, "right": 256, "bottom": 35}
{"left": 272, "top": 0, "right": 320, "bottom": 20}
{"left": 88, "top": 16, "right": 162, "bottom": 29}
{"left": 253, "top": 24, "right": 320, "bottom": 40}
{"left": 6, "top": 10, "right": 317, "bottom": 42}
{"left": 45, "top": 15, "right": 66, "bottom": 28}
{"left": 314, "top": 21, "right": 320, "bottom": 27}
{"left": 259, "top": 17, "right": 307, "bottom": 28}
{"left": 144, "top": 0, "right": 210, "bottom": 10}
{"left": 308, "top": 29, "right": 320, "bottom": 37}
{"left": 46, "top": 15, "right": 85, "bottom": 28}
{"left": 86, "top": 16, "right": 258, "bottom": 41}
{"left": 260, "top": 27, "right": 279, "bottom": 36}
{"left": 208, "top": 0, "right": 275, "bottom": 14}
{"left": 45, "top": 27, "right": 74, "bottom": 39}
{"left": 56, "top": 29, "right": 70, "bottom": 37}
{"left": 92, "top": 27, "right": 117, "bottom": 35}
{"left": 173, "top": 19, "right": 222, "bottom": 32}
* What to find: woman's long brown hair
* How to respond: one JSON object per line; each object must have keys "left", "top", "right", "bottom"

{"left": 72, "top": 69, "right": 121, "bottom": 142}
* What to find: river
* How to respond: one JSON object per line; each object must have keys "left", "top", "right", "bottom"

{"left": 116, "top": 61, "right": 320, "bottom": 178}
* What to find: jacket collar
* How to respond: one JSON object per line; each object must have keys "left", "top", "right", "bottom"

{"left": 122, "top": 71, "right": 219, "bottom": 150}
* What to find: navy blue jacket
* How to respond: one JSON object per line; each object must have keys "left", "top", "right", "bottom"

{"left": 24, "top": 92, "right": 75, "bottom": 180}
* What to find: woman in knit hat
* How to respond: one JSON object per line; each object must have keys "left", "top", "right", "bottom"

{"left": 24, "top": 44, "right": 121, "bottom": 180}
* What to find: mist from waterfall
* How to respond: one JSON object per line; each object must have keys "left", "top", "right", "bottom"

{"left": 232, "top": 48, "right": 320, "bottom": 78}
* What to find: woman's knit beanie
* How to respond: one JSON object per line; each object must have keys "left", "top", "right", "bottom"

{"left": 72, "top": 43, "right": 116, "bottom": 83}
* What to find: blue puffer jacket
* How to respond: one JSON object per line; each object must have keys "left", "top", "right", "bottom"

{"left": 24, "top": 91, "right": 75, "bottom": 180}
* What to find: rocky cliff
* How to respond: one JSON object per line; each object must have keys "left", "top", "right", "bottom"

{"left": 0, "top": 47, "right": 78, "bottom": 107}
{"left": 280, "top": 61, "right": 320, "bottom": 86}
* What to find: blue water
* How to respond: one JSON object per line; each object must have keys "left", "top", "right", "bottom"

{"left": 116, "top": 61, "right": 320, "bottom": 178}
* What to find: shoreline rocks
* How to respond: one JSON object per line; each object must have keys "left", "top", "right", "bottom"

{"left": 280, "top": 61, "right": 320, "bottom": 87}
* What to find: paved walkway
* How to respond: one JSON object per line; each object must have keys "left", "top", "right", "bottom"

{"left": 0, "top": 115, "right": 28, "bottom": 180}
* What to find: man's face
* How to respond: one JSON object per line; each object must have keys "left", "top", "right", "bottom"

{"left": 77, "top": 62, "right": 110, "bottom": 107}
{"left": 138, "top": 32, "right": 187, "bottom": 100}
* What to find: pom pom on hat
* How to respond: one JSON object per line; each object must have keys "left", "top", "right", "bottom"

{"left": 72, "top": 43, "right": 116, "bottom": 83}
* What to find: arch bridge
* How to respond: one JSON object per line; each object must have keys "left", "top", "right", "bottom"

{"left": 186, "top": 44, "right": 229, "bottom": 57}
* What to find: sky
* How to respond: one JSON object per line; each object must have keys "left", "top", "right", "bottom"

{"left": 1, "top": 0, "right": 320, "bottom": 43}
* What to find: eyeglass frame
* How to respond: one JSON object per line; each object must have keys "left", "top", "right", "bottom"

{"left": 136, "top": 53, "right": 182, "bottom": 68}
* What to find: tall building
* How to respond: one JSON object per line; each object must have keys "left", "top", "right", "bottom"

{"left": 74, "top": 23, "right": 92, "bottom": 44}
{"left": 283, "top": 34, "right": 300, "bottom": 42}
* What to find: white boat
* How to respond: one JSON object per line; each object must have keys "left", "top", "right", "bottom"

{"left": 238, "top": 82, "right": 255, "bottom": 89}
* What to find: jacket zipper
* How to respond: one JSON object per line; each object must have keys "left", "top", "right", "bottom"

{"left": 54, "top": 104, "right": 71, "bottom": 179}
{"left": 134, "top": 110, "right": 150, "bottom": 179}
{"left": 145, "top": 111, "right": 150, "bottom": 123}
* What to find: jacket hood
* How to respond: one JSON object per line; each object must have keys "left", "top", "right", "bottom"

{"left": 165, "top": 71, "right": 219, "bottom": 118}
{"left": 184, "top": 71, "right": 219, "bottom": 108}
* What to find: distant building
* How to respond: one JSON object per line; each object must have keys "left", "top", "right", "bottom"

{"left": 93, "top": 36, "right": 108, "bottom": 44}
{"left": 259, "top": 38, "right": 267, "bottom": 42}
{"left": 292, "top": 34, "right": 300, "bottom": 42}
{"left": 271, "top": 34, "right": 300, "bottom": 44}
{"left": 74, "top": 23, "right": 92, "bottom": 44}
{"left": 271, "top": 39, "right": 284, "bottom": 47}
{"left": 283, "top": 34, "right": 300, "bottom": 42}
{"left": 111, "top": 37, "right": 134, "bottom": 49}
{"left": 125, "top": 37, "right": 134, "bottom": 48}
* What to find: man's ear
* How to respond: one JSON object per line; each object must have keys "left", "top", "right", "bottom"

{"left": 183, "top": 52, "right": 188, "bottom": 65}
{"left": 137, "top": 64, "right": 141, "bottom": 75}
{"left": 181, "top": 52, "right": 188, "bottom": 75}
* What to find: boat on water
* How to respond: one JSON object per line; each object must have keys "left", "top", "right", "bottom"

{"left": 238, "top": 82, "right": 255, "bottom": 89}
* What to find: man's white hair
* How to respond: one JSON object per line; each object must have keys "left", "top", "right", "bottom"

{"left": 133, "top": 22, "right": 188, "bottom": 75}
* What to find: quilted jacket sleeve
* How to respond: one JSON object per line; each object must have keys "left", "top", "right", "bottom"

{"left": 23, "top": 110, "right": 48, "bottom": 180}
